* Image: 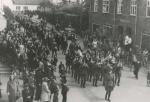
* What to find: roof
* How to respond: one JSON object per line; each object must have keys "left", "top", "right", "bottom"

{"left": 12, "top": 0, "right": 50, "bottom": 5}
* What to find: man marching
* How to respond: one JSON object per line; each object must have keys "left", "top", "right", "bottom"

{"left": 104, "top": 68, "right": 115, "bottom": 102}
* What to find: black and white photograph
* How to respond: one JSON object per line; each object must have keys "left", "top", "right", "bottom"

{"left": 0, "top": 0, "right": 150, "bottom": 102}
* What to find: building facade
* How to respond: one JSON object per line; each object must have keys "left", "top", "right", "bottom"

{"left": 6, "top": 0, "right": 52, "bottom": 12}
{"left": 89, "top": 0, "right": 150, "bottom": 50}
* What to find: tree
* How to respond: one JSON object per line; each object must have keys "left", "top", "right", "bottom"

{"left": 39, "top": 0, "right": 55, "bottom": 13}
{"left": 62, "top": 0, "right": 67, "bottom": 4}
{"left": 56, "top": 0, "right": 91, "bottom": 32}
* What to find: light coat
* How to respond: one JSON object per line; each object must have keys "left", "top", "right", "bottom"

{"left": 41, "top": 82, "right": 50, "bottom": 102}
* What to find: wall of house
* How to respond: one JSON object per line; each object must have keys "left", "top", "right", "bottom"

{"left": 11, "top": 5, "right": 38, "bottom": 11}
{"left": 137, "top": 0, "right": 150, "bottom": 50}
{"left": 89, "top": 0, "right": 150, "bottom": 50}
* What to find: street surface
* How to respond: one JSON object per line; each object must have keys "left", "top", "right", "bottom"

{"left": 0, "top": 14, "right": 150, "bottom": 102}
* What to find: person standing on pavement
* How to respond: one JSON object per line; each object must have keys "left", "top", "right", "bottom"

{"left": 7, "top": 75, "right": 17, "bottom": 102}
{"left": 41, "top": 77, "right": 50, "bottom": 102}
{"left": 104, "top": 69, "right": 115, "bottom": 102}
{"left": 147, "top": 70, "right": 150, "bottom": 86}
{"left": 133, "top": 60, "right": 141, "bottom": 79}
{"left": 114, "top": 62, "right": 123, "bottom": 86}
{"left": 61, "top": 83, "right": 69, "bottom": 102}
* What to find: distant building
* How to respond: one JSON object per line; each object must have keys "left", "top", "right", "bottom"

{"left": 7, "top": 0, "right": 51, "bottom": 12}
{"left": 89, "top": 0, "right": 150, "bottom": 50}
{"left": 57, "top": 0, "right": 84, "bottom": 5}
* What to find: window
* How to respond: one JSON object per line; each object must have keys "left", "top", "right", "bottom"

{"left": 24, "top": 6, "right": 28, "bottom": 11}
{"left": 147, "top": 0, "right": 150, "bottom": 17}
{"left": 16, "top": 6, "right": 21, "bottom": 11}
{"left": 130, "top": 0, "right": 137, "bottom": 16}
{"left": 117, "top": 0, "right": 123, "bottom": 14}
{"left": 94, "top": 0, "right": 98, "bottom": 12}
{"left": 102, "top": 0, "right": 110, "bottom": 13}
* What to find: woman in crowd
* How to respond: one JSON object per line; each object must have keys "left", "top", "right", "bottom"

{"left": 41, "top": 77, "right": 50, "bottom": 102}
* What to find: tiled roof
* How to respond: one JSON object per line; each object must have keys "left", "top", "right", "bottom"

{"left": 12, "top": 0, "right": 50, "bottom": 5}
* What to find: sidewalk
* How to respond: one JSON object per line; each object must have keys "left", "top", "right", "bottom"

{"left": 16, "top": 67, "right": 150, "bottom": 102}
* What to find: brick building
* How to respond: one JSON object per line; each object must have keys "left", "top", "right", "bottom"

{"left": 89, "top": 0, "right": 150, "bottom": 50}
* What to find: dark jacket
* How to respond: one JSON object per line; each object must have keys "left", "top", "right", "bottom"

{"left": 61, "top": 84, "right": 69, "bottom": 95}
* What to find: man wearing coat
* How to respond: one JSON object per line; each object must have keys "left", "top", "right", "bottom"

{"left": 41, "top": 77, "right": 50, "bottom": 102}
{"left": 7, "top": 75, "right": 18, "bottom": 102}
{"left": 61, "top": 83, "right": 69, "bottom": 102}
{"left": 49, "top": 79, "right": 59, "bottom": 102}
{"left": 133, "top": 60, "right": 141, "bottom": 79}
{"left": 114, "top": 62, "right": 122, "bottom": 86}
{"left": 104, "top": 70, "right": 115, "bottom": 102}
{"left": 80, "top": 62, "right": 88, "bottom": 88}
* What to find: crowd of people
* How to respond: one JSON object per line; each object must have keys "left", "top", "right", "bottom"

{"left": 2, "top": 13, "right": 70, "bottom": 102}
{"left": 0, "top": 11, "right": 149, "bottom": 102}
